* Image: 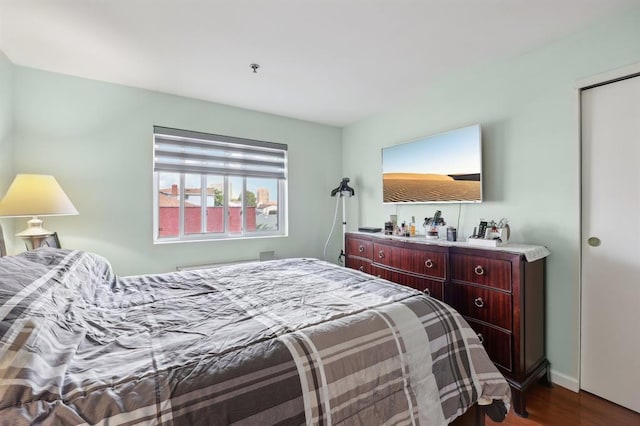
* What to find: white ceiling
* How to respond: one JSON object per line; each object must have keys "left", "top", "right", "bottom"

{"left": 0, "top": 0, "right": 637, "bottom": 127}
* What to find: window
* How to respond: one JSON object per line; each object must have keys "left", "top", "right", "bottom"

{"left": 153, "top": 126, "right": 287, "bottom": 242}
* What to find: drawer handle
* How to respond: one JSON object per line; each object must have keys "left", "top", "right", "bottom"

{"left": 359, "top": 265, "right": 364, "bottom": 272}
{"left": 378, "top": 250, "right": 385, "bottom": 259}
{"left": 424, "top": 259, "right": 434, "bottom": 269}
{"left": 423, "top": 288, "right": 431, "bottom": 296}
{"left": 474, "top": 265, "right": 485, "bottom": 276}
{"left": 474, "top": 297, "right": 485, "bottom": 308}
{"left": 358, "top": 245, "right": 365, "bottom": 253}
{"left": 477, "top": 333, "right": 484, "bottom": 344}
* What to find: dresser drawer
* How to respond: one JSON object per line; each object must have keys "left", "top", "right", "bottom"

{"left": 372, "top": 265, "right": 443, "bottom": 301}
{"left": 373, "top": 243, "right": 445, "bottom": 279}
{"left": 465, "top": 318, "right": 512, "bottom": 371}
{"left": 346, "top": 237, "right": 373, "bottom": 260}
{"left": 451, "top": 283, "right": 512, "bottom": 330}
{"left": 450, "top": 254, "right": 512, "bottom": 291}
{"left": 346, "top": 257, "right": 372, "bottom": 274}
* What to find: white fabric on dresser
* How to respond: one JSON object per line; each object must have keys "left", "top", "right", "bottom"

{"left": 353, "top": 232, "right": 551, "bottom": 262}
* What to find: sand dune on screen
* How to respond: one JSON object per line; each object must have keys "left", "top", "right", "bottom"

{"left": 383, "top": 173, "right": 453, "bottom": 181}
{"left": 383, "top": 173, "right": 481, "bottom": 202}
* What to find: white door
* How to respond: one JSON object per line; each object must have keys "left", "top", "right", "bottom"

{"left": 581, "top": 74, "right": 640, "bottom": 413}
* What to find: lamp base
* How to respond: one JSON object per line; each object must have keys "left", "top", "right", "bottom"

{"left": 21, "top": 235, "right": 52, "bottom": 250}
{"left": 16, "top": 216, "right": 53, "bottom": 250}
{"left": 15, "top": 216, "right": 53, "bottom": 237}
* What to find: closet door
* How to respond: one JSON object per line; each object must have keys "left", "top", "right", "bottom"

{"left": 581, "top": 74, "right": 640, "bottom": 413}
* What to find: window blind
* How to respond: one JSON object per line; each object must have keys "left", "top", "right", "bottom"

{"left": 153, "top": 126, "right": 287, "bottom": 179}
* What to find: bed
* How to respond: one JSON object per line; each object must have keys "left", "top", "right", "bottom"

{"left": 0, "top": 248, "right": 510, "bottom": 425}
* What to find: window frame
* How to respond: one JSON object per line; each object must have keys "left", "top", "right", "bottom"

{"left": 152, "top": 128, "right": 288, "bottom": 244}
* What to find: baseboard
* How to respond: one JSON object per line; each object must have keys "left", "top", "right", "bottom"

{"left": 550, "top": 369, "right": 579, "bottom": 393}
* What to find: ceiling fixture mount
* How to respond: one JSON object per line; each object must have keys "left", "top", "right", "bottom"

{"left": 250, "top": 63, "right": 260, "bottom": 74}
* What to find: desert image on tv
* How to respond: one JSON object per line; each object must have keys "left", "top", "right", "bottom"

{"left": 383, "top": 172, "right": 481, "bottom": 202}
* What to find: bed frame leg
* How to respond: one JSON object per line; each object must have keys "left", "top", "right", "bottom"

{"left": 450, "top": 404, "right": 486, "bottom": 426}
{"left": 476, "top": 405, "right": 486, "bottom": 426}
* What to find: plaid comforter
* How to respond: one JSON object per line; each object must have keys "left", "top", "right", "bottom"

{"left": 0, "top": 249, "right": 510, "bottom": 425}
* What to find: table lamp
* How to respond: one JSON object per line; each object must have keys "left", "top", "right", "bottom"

{"left": 0, "top": 174, "right": 78, "bottom": 249}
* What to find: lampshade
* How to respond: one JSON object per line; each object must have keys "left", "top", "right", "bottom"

{"left": 0, "top": 174, "right": 78, "bottom": 237}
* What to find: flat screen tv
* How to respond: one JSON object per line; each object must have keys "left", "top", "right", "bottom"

{"left": 382, "top": 124, "right": 482, "bottom": 204}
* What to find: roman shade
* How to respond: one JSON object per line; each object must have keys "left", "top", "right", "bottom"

{"left": 153, "top": 126, "right": 287, "bottom": 179}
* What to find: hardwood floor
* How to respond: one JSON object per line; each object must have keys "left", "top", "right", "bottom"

{"left": 486, "top": 382, "right": 640, "bottom": 426}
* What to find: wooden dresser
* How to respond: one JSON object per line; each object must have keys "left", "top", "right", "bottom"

{"left": 345, "top": 232, "right": 550, "bottom": 418}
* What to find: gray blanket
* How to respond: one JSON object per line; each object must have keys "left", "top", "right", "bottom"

{"left": 0, "top": 249, "right": 510, "bottom": 425}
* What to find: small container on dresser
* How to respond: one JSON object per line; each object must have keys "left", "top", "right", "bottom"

{"left": 345, "top": 232, "right": 550, "bottom": 418}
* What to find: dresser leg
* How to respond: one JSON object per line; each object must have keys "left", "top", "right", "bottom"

{"left": 511, "top": 388, "right": 529, "bottom": 418}
{"left": 507, "top": 360, "right": 549, "bottom": 418}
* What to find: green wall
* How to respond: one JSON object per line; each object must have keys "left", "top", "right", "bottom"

{"left": 0, "top": 51, "right": 14, "bottom": 252}
{"left": 10, "top": 67, "right": 343, "bottom": 275}
{"left": 341, "top": 8, "right": 640, "bottom": 385}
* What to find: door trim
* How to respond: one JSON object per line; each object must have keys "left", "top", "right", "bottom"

{"left": 576, "top": 62, "right": 640, "bottom": 90}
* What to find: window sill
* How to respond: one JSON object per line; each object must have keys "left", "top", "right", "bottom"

{"left": 153, "top": 232, "right": 288, "bottom": 245}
